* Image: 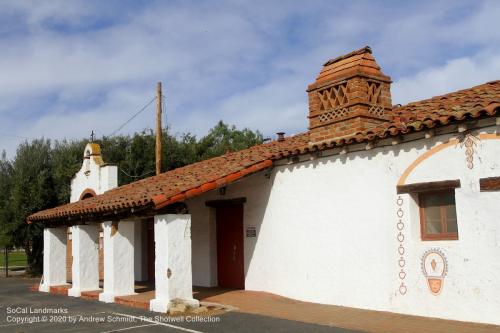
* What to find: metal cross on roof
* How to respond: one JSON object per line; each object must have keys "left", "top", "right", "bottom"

{"left": 90, "top": 130, "right": 95, "bottom": 142}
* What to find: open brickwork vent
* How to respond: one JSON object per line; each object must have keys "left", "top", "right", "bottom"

{"left": 368, "top": 81, "right": 382, "bottom": 104}
{"left": 318, "top": 83, "right": 349, "bottom": 110}
{"left": 307, "top": 46, "right": 393, "bottom": 144}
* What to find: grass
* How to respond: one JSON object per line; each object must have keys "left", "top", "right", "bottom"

{"left": 0, "top": 250, "right": 27, "bottom": 267}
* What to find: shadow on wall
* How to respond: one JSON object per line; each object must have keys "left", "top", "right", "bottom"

{"left": 279, "top": 127, "right": 496, "bottom": 174}
{"left": 186, "top": 169, "right": 275, "bottom": 289}
{"left": 241, "top": 171, "right": 275, "bottom": 283}
{"left": 187, "top": 136, "right": 440, "bottom": 289}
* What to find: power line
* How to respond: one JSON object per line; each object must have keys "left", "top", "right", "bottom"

{"left": 108, "top": 96, "right": 157, "bottom": 137}
{"left": 162, "top": 94, "right": 167, "bottom": 132}
{"left": 120, "top": 168, "right": 155, "bottom": 179}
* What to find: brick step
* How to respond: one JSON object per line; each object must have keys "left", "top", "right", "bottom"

{"left": 115, "top": 296, "right": 150, "bottom": 310}
{"left": 49, "top": 285, "right": 71, "bottom": 295}
{"left": 81, "top": 290, "right": 101, "bottom": 300}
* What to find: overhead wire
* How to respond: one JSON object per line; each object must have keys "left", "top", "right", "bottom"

{"left": 108, "top": 96, "right": 157, "bottom": 137}
{"left": 162, "top": 94, "right": 167, "bottom": 133}
{"left": 112, "top": 92, "right": 166, "bottom": 179}
{"left": 120, "top": 168, "right": 156, "bottom": 179}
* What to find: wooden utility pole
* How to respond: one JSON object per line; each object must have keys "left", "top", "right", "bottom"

{"left": 156, "top": 82, "right": 162, "bottom": 175}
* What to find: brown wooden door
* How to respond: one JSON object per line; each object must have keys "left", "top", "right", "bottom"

{"left": 147, "top": 219, "right": 155, "bottom": 282}
{"left": 216, "top": 204, "right": 245, "bottom": 289}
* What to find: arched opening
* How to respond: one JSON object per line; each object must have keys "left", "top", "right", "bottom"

{"left": 67, "top": 188, "right": 103, "bottom": 283}
{"left": 79, "top": 188, "right": 97, "bottom": 201}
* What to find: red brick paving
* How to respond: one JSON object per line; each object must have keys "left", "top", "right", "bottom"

{"left": 30, "top": 284, "right": 500, "bottom": 332}
{"left": 49, "top": 284, "right": 71, "bottom": 296}
{"left": 193, "top": 288, "right": 500, "bottom": 333}
{"left": 80, "top": 290, "right": 101, "bottom": 300}
{"left": 115, "top": 290, "right": 154, "bottom": 310}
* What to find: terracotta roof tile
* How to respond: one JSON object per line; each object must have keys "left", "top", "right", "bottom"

{"left": 28, "top": 80, "right": 500, "bottom": 223}
{"left": 28, "top": 133, "right": 309, "bottom": 223}
{"left": 312, "top": 46, "right": 391, "bottom": 88}
{"left": 307, "top": 80, "right": 500, "bottom": 149}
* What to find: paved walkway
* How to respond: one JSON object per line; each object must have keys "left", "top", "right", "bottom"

{"left": 3, "top": 277, "right": 341, "bottom": 333}
{"left": 192, "top": 287, "right": 500, "bottom": 333}
{"left": 31, "top": 282, "right": 500, "bottom": 333}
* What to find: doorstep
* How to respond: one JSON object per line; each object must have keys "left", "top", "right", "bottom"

{"left": 49, "top": 284, "right": 71, "bottom": 296}
{"left": 80, "top": 290, "right": 101, "bottom": 300}
{"left": 114, "top": 290, "right": 154, "bottom": 310}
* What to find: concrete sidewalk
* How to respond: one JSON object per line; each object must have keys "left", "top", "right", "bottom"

{"left": 193, "top": 287, "right": 500, "bottom": 333}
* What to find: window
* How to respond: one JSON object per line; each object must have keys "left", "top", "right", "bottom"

{"left": 419, "top": 190, "right": 458, "bottom": 240}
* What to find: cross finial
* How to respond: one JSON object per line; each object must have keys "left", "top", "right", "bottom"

{"left": 90, "top": 130, "right": 95, "bottom": 142}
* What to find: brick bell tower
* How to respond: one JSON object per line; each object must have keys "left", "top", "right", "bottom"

{"left": 307, "top": 46, "right": 393, "bottom": 144}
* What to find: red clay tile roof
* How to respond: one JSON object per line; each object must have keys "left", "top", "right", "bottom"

{"left": 28, "top": 80, "right": 500, "bottom": 223}
{"left": 311, "top": 46, "right": 391, "bottom": 89}
{"left": 27, "top": 133, "right": 310, "bottom": 223}
{"left": 306, "top": 80, "right": 500, "bottom": 150}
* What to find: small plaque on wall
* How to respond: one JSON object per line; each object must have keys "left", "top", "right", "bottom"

{"left": 246, "top": 227, "right": 256, "bottom": 238}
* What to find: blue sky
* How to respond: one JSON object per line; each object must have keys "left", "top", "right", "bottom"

{"left": 0, "top": 0, "right": 499, "bottom": 157}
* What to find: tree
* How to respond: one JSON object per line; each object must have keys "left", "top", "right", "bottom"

{"left": 0, "top": 151, "right": 13, "bottom": 249}
{"left": 9, "top": 139, "right": 55, "bottom": 274}
{"left": 196, "top": 121, "right": 263, "bottom": 160}
{"left": 0, "top": 122, "right": 263, "bottom": 274}
{"left": 52, "top": 140, "right": 87, "bottom": 204}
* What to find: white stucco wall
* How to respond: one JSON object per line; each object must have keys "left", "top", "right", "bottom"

{"left": 39, "top": 227, "right": 67, "bottom": 292}
{"left": 190, "top": 206, "right": 217, "bottom": 287}
{"left": 188, "top": 125, "right": 500, "bottom": 325}
{"left": 68, "top": 224, "right": 100, "bottom": 297}
{"left": 99, "top": 220, "right": 135, "bottom": 303}
{"left": 70, "top": 143, "right": 117, "bottom": 203}
{"left": 150, "top": 214, "right": 198, "bottom": 313}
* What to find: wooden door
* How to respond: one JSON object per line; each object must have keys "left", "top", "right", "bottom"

{"left": 216, "top": 204, "right": 245, "bottom": 289}
{"left": 147, "top": 219, "right": 155, "bottom": 282}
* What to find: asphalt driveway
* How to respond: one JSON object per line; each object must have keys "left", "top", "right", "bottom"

{"left": 0, "top": 277, "right": 359, "bottom": 333}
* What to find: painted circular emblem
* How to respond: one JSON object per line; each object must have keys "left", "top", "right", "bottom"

{"left": 421, "top": 249, "right": 448, "bottom": 295}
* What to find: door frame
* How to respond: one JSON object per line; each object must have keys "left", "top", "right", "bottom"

{"left": 207, "top": 198, "right": 246, "bottom": 289}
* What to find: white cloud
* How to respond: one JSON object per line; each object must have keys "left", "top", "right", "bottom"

{"left": 0, "top": 0, "right": 499, "bottom": 157}
{"left": 393, "top": 52, "right": 500, "bottom": 104}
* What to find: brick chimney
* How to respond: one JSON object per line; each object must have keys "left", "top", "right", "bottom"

{"left": 307, "top": 46, "right": 392, "bottom": 144}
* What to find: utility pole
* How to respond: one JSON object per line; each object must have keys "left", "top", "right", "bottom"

{"left": 156, "top": 82, "right": 162, "bottom": 175}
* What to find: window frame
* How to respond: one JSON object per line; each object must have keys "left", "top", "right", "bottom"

{"left": 418, "top": 189, "right": 459, "bottom": 241}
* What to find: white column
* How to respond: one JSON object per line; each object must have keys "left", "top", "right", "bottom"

{"left": 39, "top": 227, "right": 67, "bottom": 292}
{"left": 99, "top": 220, "right": 135, "bottom": 303}
{"left": 150, "top": 214, "right": 199, "bottom": 313}
{"left": 68, "top": 224, "right": 100, "bottom": 297}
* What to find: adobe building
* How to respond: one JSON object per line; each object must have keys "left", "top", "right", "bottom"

{"left": 29, "top": 46, "right": 500, "bottom": 325}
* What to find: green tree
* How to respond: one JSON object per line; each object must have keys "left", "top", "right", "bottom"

{"left": 196, "top": 121, "right": 263, "bottom": 160}
{"left": 0, "top": 151, "right": 13, "bottom": 248}
{"left": 9, "top": 139, "right": 55, "bottom": 274}
{"left": 52, "top": 140, "right": 87, "bottom": 204}
{"left": 0, "top": 122, "right": 263, "bottom": 274}
{"left": 121, "top": 129, "right": 157, "bottom": 182}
